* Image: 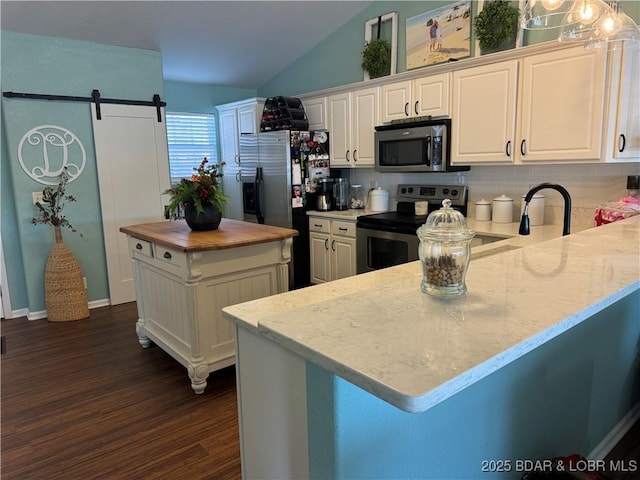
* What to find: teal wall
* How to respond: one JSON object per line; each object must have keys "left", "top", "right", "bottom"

{"left": 258, "top": 0, "right": 640, "bottom": 97}
{"left": 1, "top": 31, "right": 164, "bottom": 314}
{"left": 164, "top": 80, "right": 256, "bottom": 113}
{"left": 307, "top": 291, "right": 640, "bottom": 479}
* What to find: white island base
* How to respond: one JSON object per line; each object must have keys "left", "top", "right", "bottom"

{"left": 121, "top": 219, "right": 297, "bottom": 394}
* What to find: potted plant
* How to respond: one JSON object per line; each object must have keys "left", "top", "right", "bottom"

{"left": 474, "top": 0, "right": 520, "bottom": 54}
{"left": 32, "top": 167, "right": 89, "bottom": 322}
{"left": 164, "top": 157, "right": 228, "bottom": 231}
{"left": 362, "top": 38, "right": 391, "bottom": 79}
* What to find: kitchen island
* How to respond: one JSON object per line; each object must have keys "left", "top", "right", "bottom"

{"left": 223, "top": 216, "right": 640, "bottom": 479}
{"left": 120, "top": 218, "right": 297, "bottom": 394}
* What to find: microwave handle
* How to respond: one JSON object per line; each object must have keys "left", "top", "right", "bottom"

{"left": 425, "top": 135, "right": 431, "bottom": 167}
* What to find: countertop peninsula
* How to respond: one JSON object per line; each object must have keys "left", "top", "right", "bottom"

{"left": 119, "top": 218, "right": 298, "bottom": 253}
{"left": 223, "top": 216, "right": 640, "bottom": 412}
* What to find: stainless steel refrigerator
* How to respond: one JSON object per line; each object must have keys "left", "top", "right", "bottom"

{"left": 238, "top": 130, "right": 330, "bottom": 288}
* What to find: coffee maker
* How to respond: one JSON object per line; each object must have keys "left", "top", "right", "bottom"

{"left": 317, "top": 178, "right": 334, "bottom": 211}
{"left": 333, "top": 178, "right": 349, "bottom": 211}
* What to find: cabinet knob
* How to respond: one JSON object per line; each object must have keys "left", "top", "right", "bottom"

{"left": 619, "top": 134, "right": 626, "bottom": 153}
{"left": 136, "top": 243, "right": 143, "bottom": 250}
{"left": 163, "top": 251, "right": 172, "bottom": 260}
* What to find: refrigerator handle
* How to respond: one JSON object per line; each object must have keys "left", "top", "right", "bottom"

{"left": 254, "top": 167, "right": 264, "bottom": 224}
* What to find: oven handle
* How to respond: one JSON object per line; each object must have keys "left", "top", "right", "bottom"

{"left": 254, "top": 167, "right": 264, "bottom": 224}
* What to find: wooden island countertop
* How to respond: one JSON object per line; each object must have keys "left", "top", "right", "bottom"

{"left": 120, "top": 218, "right": 298, "bottom": 253}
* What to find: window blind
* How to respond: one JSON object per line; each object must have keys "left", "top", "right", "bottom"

{"left": 165, "top": 112, "right": 218, "bottom": 184}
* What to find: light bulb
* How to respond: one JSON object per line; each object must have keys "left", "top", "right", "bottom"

{"left": 599, "top": 12, "right": 620, "bottom": 34}
{"left": 575, "top": 0, "right": 601, "bottom": 25}
{"left": 541, "top": 0, "right": 565, "bottom": 11}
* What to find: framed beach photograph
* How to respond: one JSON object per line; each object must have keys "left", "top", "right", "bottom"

{"left": 406, "top": 0, "right": 471, "bottom": 70}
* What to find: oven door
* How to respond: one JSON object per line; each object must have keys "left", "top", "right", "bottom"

{"left": 356, "top": 227, "right": 420, "bottom": 274}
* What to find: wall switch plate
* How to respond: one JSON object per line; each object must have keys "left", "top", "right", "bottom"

{"left": 32, "top": 192, "right": 44, "bottom": 205}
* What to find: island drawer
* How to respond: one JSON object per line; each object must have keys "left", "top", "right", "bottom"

{"left": 153, "top": 245, "right": 188, "bottom": 270}
{"left": 128, "top": 237, "right": 153, "bottom": 258}
{"left": 331, "top": 221, "right": 356, "bottom": 238}
{"left": 309, "top": 218, "right": 330, "bottom": 233}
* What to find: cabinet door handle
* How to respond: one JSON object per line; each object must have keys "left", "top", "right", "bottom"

{"left": 404, "top": 102, "right": 409, "bottom": 117}
{"left": 414, "top": 101, "right": 419, "bottom": 115}
{"left": 346, "top": 150, "right": 350, "bottom": 162}
{"left": 136, "top": 243, "right": 143, "bottom": 250}
{"left": 324, "top": 239, "right": 329, "bottom": 250}
{"left": 314, "top": 223, "right": 323, "bottom": 228}
{"left": 163, "top": 251, "right": 172, "bottom": 260}
{"left": 520, "top": 139, "right": 526, "bottom": 156}
{"left": 505, "top": 140, "right": 512, "bottom": 157}
{"left": 338, "top": 227, "right": 348, "bottom": 232}
{"left": 331, "top": 240, "right": 336, "bottom": 251}
{"left": 235, "top": 172, "right": 241, "bottom": 183}
{"left": 234, "top": 154, "right": 240, "bottom": 166}
{"left": 619, "top": 134, "right": 626, "bottom": 153}
{"left": 353, "top": 149, "right": 358, "bottom": 162}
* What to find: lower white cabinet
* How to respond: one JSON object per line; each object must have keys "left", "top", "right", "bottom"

{"left": 309, "top": 217, "right": 357, "bottom": 283}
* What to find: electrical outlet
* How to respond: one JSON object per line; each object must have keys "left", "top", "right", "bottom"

{"left": 32, "top": 192, "right": 44, "bottom": 205}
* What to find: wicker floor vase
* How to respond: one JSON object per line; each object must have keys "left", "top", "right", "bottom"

{"left": 45, "top": 226, "right": 89, "bottom": 322}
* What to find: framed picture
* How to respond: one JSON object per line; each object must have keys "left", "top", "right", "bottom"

{"left": 406, "top": 0, "right": 472, "bottom": 70}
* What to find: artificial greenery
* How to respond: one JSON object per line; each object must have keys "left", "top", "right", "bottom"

{"left": 474, "top": 0, "right": 520, "bottom": 51}
{"left": 32, "top": 167, "right": 83, "bottom": 237}
{"left": 361, "top": 38, "right": 391, "bottom": 79}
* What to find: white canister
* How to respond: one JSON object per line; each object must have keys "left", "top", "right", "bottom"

{"left": 368, "top": 188, "right": 390, "bottom": 212}
{"left": 415, "top": 201, "right": 428, "bottom": 215}
{"left": 521, "top": 193, "right": 545, "bottom": 226}
{"left": 492, "top": 194, "right": 513, "bottom": 223}
{"left": 475, "top": 199, "right": 491, "bottom": 221}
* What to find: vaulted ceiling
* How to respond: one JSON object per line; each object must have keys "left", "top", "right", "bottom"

{"left": 1, "top": 1, "right": 373, "bottom": 88}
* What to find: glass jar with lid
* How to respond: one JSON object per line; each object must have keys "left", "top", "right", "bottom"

{"left": 417, "top": 199, "right": 476, "bottom": 296}
{"left": 350, "top": 184, "right": 366, "bottom": 209}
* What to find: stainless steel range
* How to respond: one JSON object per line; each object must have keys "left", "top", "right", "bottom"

{"left": 356, "top": 184, "right": 468, "bottom": 273}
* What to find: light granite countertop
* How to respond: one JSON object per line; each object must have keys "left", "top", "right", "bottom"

{"left": 223, "top": 216, "right": 640, "bottom": 413}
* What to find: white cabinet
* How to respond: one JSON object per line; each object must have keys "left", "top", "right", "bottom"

{"left": 301, "top": 95, "right": 328, "bottom": 130}
{"left": 216, "top": 98, "right": 264, "bottom": 220}
{"left": 605, "top": 44, "right": 640, "bottom": 161}
{"left": 309, "top": 217, "right": 357, "bottom": 283}
{"left": 328, "top": 87, "right": 379, "bottom": 168}
{"left": 451, "top": 46, "right": 607, "bottom": 165}
{"left": 381, "top": 73, "right": 450, "bottom": 123}
{"left": 451, "top": 61, "right": 518, "bottom": 164}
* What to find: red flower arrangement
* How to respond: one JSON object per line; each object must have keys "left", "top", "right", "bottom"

{"left": 164, "top": 157, "right": 228, "bottom": 217}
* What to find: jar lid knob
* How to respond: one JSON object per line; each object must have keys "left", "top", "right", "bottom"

{"left": 442, "top": 198, "right": 452, "bottom": 209}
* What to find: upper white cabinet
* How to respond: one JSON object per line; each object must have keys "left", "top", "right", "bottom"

{"left": 328, "top": 87, "right": 379, "bottom": 168}
{"left": 518, "top": 46, "right": 607, "bottom": 163}
{"left": 451, "top": 61, "right": 518, "bottom": 164}
{"left": 452, "top": 46, "right": 607, "bottom": 165}
{"left": 216, "top": 98, "right": 264, "bottom": 220}
{"left": 302, "top": 95, "right": 328, "bottom": 130}
{"left": 605, "top": 43, "right": 640, "bottom": 161}
{"left": 381, "top": 73, "right": 450, "bottom": 123}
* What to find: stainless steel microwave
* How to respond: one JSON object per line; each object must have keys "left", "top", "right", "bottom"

{"left": 374, "top": 119, "right": 468, "bottom": 173}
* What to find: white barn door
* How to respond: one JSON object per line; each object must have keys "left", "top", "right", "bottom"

{"left": 92, "top": 104, "right": 170, "bottom": 305}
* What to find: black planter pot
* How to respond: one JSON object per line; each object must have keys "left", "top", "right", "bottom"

{"left": 184, "top": 202, "right": 222, "bottom": 231}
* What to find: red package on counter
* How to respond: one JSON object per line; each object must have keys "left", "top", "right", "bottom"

{"left": 594, "top": 196, "right": 640, "bottom": 226}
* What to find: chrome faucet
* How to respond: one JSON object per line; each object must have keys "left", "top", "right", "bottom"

{"left": 519, "top": 183, "right": 572, "bottom": 236}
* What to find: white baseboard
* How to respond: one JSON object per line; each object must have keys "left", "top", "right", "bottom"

{"left": 7, "top": 298, "right": 112, "bottom": 321}
{"left": 589, "top": 401, "right": 640, "bottom": 460}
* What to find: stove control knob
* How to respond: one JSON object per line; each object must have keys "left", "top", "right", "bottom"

{"left": 442, "top": 188, "right": 450, "bottom": 195}
{"left": 408, "top": 187, "right": 414, "bottom": 193}
{"left": 400, "top": 187, "right": 407, "bottom": 194}
{"left": 451, "top": 189, "right": 458, "bottom": 197}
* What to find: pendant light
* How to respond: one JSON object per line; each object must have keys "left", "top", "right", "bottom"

{"left": 521, "top": 0, "right": 574, "bottom": 30}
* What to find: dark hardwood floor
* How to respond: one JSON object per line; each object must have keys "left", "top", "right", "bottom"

{"left": 2, "top": 303, "right": 638, "bottom": 480}
{"left": 1, "top": 302, "right": 241, "bottom": 480}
